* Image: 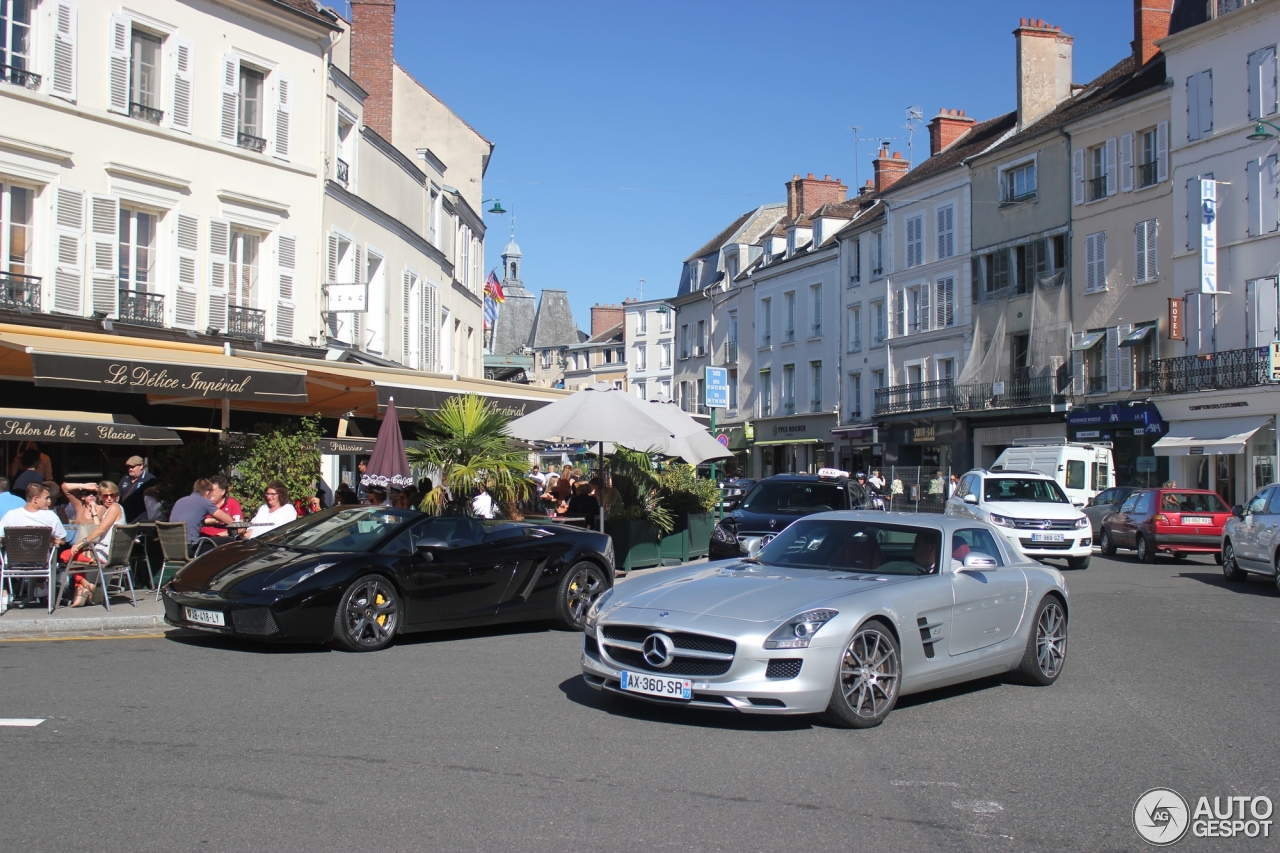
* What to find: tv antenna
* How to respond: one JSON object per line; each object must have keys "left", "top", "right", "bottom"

{"left": 849, "top": 126, "right": 861, "bottom": 188}
{"left": 905, "top": 107, "right": 924, "bottom": 166}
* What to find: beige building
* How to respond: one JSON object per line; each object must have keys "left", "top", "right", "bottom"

{"left": 563, "top": 303, "right": 626, "bottom": 392}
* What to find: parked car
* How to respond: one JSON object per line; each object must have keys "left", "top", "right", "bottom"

{"left": 946, "top": 468, "right": 1092, "bottom": 570}
{"left": 582, "top": 511, "right": 1069, "bottom": 727}
{"left": 1099, "top": 488, "right": 1231, "bottom": 563}
{"left": 708, "top": 470, "right": 870, "bottom": 560}
{"left": 991, "top": 439, "right": 1115, "bottom": 507}
{"left": 1221, "top": 483, "right": 1280, "bottom": 591}
{"left": 162, "top": 506, "right": 614, "bottom": 651}
{"left": 1082, "top": 486, "right": 1140, "bottom": 538}
{"left": 718, "top": 478, "right": 757, "bottom": 509}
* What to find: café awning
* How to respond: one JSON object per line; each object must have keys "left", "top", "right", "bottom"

{"left": 1070, "top": 331, "right": 1106, "bottom": 351}
{"left": 1152, "top": 415, "right": 1273, "bottom": 456}
{"left": 0, "top": 408, "right": 182, "bottom": 445}
{"left": 1119, "top": 325, "right": 1155, "bottom": 348}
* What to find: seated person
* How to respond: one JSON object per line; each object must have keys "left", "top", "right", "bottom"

{"left": 244, "top": 481, "right": 298, "bottom": 538}
{"left": 0, "top": 482, "right": 68, "bottom": 605}
{"left": 199, "top": 475, "right": 242, "bottom": 538}
{"left": 911, "top": 532, "right": 941, "bottom": 574}
{"left": 566, "top": 482, "right": 600, "bottom": 522}
{"left": 169, "top": 478, "right": 234, "bottom": 555}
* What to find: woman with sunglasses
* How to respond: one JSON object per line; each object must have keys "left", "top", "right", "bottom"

{"left": 244, "top": 481, "right": 297, "bottom": 539}
{"left": 59, "top": 481, "right": 124, "bottom": 606}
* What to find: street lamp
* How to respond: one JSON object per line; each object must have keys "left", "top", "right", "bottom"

{"left": 482, "top": 198, "right": 506, "bottom": 214}
{"left": 1246, "top": 119, "right": 1280, "bottom": 140}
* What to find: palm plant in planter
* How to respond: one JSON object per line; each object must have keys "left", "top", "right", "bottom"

{"left": 603, "top": 446, "right": 672, "bottom": 571}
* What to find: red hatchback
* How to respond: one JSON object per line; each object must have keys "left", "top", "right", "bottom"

{"left": 1099, "top": 488, "right": 1232, "bottom": 563}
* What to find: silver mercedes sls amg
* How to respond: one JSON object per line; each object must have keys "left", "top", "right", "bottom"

{"left": 581, "top": 511, "right": 1069, "bottom": 728}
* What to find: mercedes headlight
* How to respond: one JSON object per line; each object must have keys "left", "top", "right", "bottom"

{"left": 584, "top": 587, "right": 614, "bottom": 632}
{"left": 264, "top": 562, "right": 338, "bottom": 591}
{"left": 764, "top": 609, "right": 838, "bottom": 649}
{"left": 712, "top": 523, "right": 736, "bottom": 544}
{"left": 989, "top": 513, "right": 1015, "bottom": 528}
{"left": 1074, "top": 516, "right": 1090, "bottom": 529}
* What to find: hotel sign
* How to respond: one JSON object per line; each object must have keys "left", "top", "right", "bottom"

{"left": 1199, "top": 179, "right": 1218, "bottom": 294}
{"left": 31, "top": 353, "right": 308, "bottom": 402}
{"left": 1168, "top": 298, "right": 1183, "bottom": 341}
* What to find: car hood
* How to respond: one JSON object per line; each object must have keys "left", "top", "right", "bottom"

{"left": 606, "top": 560, "right": 916, "bottom": 623}
{"left": 171, "top": 541, "right": 334, "bottom": 594}
{"left": 720, "top": 507, "right": 813, "bottom": 534}
{"left": 983, "top": 501, "right": 1084, "bottom": 520}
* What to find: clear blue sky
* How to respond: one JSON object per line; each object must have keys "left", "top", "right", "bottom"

{"left": 391, "top": 1, "right": 1135, "bottom": 330}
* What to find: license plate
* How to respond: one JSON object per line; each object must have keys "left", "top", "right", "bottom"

{"left": 1030, "top": 533, "right": 1065, "bottom": 542}
{"left": 620, "top": 671, "right": 692, "bottom": 700}
{"left": 1182, "top": 516, "right": 1211, "bottom": 525}
{"left": 184, "top": 606, "right": 225, "bottom": 627}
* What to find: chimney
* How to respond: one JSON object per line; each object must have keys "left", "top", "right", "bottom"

{"left": 872, "top": 144, "right": 910, "bottom": 193}
{"left": 1014, "top": 18, "right": 1074, "bottom": 130}
{"left": 858, "top": 179, "right": 876, "bottom": 197}
{"left": 785, "top": 173, "right": 848, "bottom": 219}
{"left": 350, "top": 0, "right": 396, "bottom": 141}
{"left": 928, "top": 109, "right": 977, "bottom": 157}
{"left": 591, "top": 303, "right": 625, "bottom": 337}
{"left": 1132, "top": 0, "right": 1173, "bottom": 67}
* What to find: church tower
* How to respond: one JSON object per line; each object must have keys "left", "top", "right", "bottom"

{"left": 501, "top": 238, "right": 524, "bottom": 292}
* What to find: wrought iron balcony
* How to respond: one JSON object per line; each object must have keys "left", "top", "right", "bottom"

{"left": 226, "top": 304, "right": 267, "bottom": 341}
{"left": 1151, "top": 347, "right": 1274, "bottom": 394}
{"left": 723, "top": 340, "right": 738, "bottom": 364}
{"left": 1087, "top": 375, "right": 1107, "bottom": 394}
{"left": 1089, "top": 176, "right": 1108, "bottom": 201}
{"left": 237, "top": 132, "right": 267, "bottom": 153}
{"left": 0, "top": 272, "right": 41, "bottom": 311}
{"left": 1138, "top": 161, "right": 1158, "bottom": 188}
{"left": 874, "top": 379, "right": 954, "bottom": 416}
{"left": 953, "top": 375, "right": 1066, "bottom": 413}
{"left": 118, "top": 289, "right": 164, "bottom": 328}
{"left": 130, "top": 101, "right": 163, "bottom": 124}
{"left": 1, "top": 63, "right": 40, "bottom": 90}
{"left": 336, "top": 157, "right": 350, "bottom": 185}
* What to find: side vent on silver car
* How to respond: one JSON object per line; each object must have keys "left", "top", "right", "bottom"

{"left": 917, "top": 615, "right": 941, "bottom": 659}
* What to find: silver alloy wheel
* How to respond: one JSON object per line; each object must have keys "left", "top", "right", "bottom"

{"left": 1137, "top": 536, "right": 1149, "bottom": 562}
{"left": 1035, "top": 601, "right": 1067, "bottom": 679}
{"left": 565, "top": 564, "right": 605, "bottom": 624}
{"left": 837, "top": 626, "right": 900, "bottom": 719}
{"left": 344, "top": 577, "right": 399, "bottom": 648}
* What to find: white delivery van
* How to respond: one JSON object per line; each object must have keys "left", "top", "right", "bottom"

{"left": 990, "top": 438, "right": 1114, "bottom": 506}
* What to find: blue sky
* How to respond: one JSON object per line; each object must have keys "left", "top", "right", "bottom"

{"left": 392, "top": 1, "right": 1135, "bottom": 329}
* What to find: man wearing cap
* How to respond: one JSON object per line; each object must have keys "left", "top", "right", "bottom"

{"left": 119, "top": 456, "right": 157, "bottom": 522}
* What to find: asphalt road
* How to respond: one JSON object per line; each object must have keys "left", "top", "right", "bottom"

{"left": 1, "top": 551, "right": 1278, "bottom": 853}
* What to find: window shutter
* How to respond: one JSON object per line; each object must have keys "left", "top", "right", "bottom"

{"left": 1085, "top": 233, "right": 1097, "bottom": 291}
{"left": 1105, "top": 326, "right": 1119, "bottom": 392}
{"left": 1265, "top": 155, "right": 1280, "bottom": 233}
{"left": 1134, "top": 223, "right": 1147, "bottom": 283}
{"left": 423, "top": 284, "right": 439, "bottom": 372}
{"left": 51, "top": 185, "right": 84, "bottom": 314}
{"left": 1119, "top": 134, "right": 1134, "bottom": 192}
{"left": 1264, "top": 47, "right": 1279, "bottom": 119}
{"left": 275, "top": 232, "right": 296, "bottom": 340}
{"left": 1118, "top": 323, "right": 1134, "bottom": 391}
{"left": 1186, "top": 177, "right": 1201, "bottom": 250}
{"left": 88, "top": 194, "right": 118, "bottom": 316}
{"left": 1255, "top": 278, "right": 1279, "bottom": 347}
{"left": 936, "top": 277, "right": 954, "bottom": 327}
{"left": 1248, "top": 157, "right": 1263, "bottom": 236}
{"left": 219, "top": 54, "right": 240, "bottom": 145}
{"left": 1071, "top": 331, "right": 1085, "bottom": 395}
{"left": 1156, "top": 121, "right": 1168, "bottom": 182}
{"left": 1187, "top": 74, "right": 1201, "bottom": 141}
{"left": 1198, "top": 70, "right": 1213, "bottom": 138}
{"left": 1106, "top": 137, "right": 1118, "bottom": 196}
{"left": 273, "top": 74, "right": 291, "bottom": 161}
{"left": 401, "top": 271, "right": 413, "bottom": 365}
{"left": 1095, "top": 232, "right": 1107, "bottom": 292}
{"left": 920, "top": 284, "right": 930, "bottom": 331}
{"left": 350, "top": 243, "right": 363, "bottom": 347}
{"left": 208, "top": 218, "right": 230, "bottom": 329}
{"left": 107, "top": 14, "right": 129, "bottom": 114}
{"left": 1185, "top": 293, "right": 1200, "bottom": 356}
{"left": 173, "top": 212, "right": 199, "bottom": 328}
{"left": 51, "top": 1, "right": 77, "bottom": 101}
{"left": 1072, "top": 148, "right": 1085, "bottom": 205}
{"left": 326, "top": 233, "right": 339, "bottom": 283}
{"left": 893, "top": 288, "right": 904, "bottom": 337}
{"left": 1146, "top": 220, "right": 1158, "bottom": 281}
{"left": 171, "top": 39, "right": 194, "bottom": 133}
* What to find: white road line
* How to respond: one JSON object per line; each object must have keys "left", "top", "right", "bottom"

{"left": 0, "top": 718, "right": 45, "bottom": 727}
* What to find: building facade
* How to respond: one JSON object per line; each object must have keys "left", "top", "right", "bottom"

{"left": 625, "top": 297, "right": 674, "bottom": 402}
{"left": 563, "top": 303, "right": 626, "bottom": 391}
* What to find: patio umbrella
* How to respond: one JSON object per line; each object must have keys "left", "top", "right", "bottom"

{"left": 360, "top": 396, "right": 414, "bottom": 493}
{"left": 641, "top": 400, "right": 733, "bottom": 465}
{"left": 506, "top": 382, "right": 681, "bottom": 449}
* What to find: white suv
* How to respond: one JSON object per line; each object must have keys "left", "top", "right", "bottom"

{"left": 946, "top": 468, "right": 1093, "bottom": 570}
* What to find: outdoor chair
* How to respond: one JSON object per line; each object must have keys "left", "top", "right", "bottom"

{"left": 62, "top": 525, "right": 139, "bottom": 611}
{"left": 1, "top": 526, "right": 57, "bottom": 613}
{"left": 152, "top": 521, "right": 190, "bottom": 601}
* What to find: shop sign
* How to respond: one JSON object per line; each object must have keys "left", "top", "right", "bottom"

{"left": 1189, "top": 446, "right": 1205, "bottom": 455}
{"left": 911, "top": 425, "right": 936, "bottom": 443}
{"left": 1168, "top": 298, "right": 1183, "bottom": 341}
{"left": 1270, "top": 342, "right": 1280, "bottom": 381}
{"left": 1136, "top": 456, "right": 1158, "bottom": 473}
{"left": 32, "top": 352, "right": 307, "bottom": 402}
{"left": 772, "top": 424, "right": 808, "bottom": 436}
{"left": 326, "top": 283, "right": 369, "bottom": 313}
{"left": 0, "top": 415, "right": 182, "bottom": 445}
{"left": 1076, "top": 430, "right": 1101, "bottom": 439}
{"left": 318, "top": 438, "right": 378, "bottom": 455}
{"left": 1199, "top": 179, "right": 1218, "bottom": 294}
{"left": 1068, "top": 403, "right": 1166, "bottom": 434}
{"left": 376, "top": 384, "right": 552, "bottom": 418}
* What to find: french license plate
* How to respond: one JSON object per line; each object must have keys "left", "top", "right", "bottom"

{"left": 620, "top": 671, "right": 692, "bottom": 700}
{"left": 1182, "top": 516, "right": 1211, "bottom": 525}
{"left": 184, "top": 606, "right": 225, "bottom": 627}
{"left": 1030, "top": 533, "right": 1065, "bottom": 542}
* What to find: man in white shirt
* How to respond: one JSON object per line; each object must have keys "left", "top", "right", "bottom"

{"left": 0, "top": 482, "right": 67, "bottom": 544}
{"left": 471, "top": 482, "right": 496, "bottom": 519}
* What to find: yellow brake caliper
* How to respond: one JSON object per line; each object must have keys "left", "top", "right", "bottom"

{"left": 375, "top": 593, "right": 387, "bottom": 626}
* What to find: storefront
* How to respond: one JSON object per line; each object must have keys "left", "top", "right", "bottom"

{"left": 972, "top": 421, "right": 1068, "bottom": 469}
{"left": 1067, "top": 403, "right": 1168, "bottom": 487}
{"left": 833, "top": 426, "right": 881, "bottom": 476}
{"left": 712, "top": 425, "right": 749, "bottom": 478}
{"left": 882, "top": 420, "right": 965, "bottom": 475}
{"left": 1153, "top": 390, "right": 1279, "bottom": 507}
{"left": 749, "top": 414, "right": 836, "bottom": 478}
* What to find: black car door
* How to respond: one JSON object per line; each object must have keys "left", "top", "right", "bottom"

{"left": 389, "top": 517, "right": 519, "bottom": 625}
{"left": 489, "top": 527, "right": 574, "bottom": 617}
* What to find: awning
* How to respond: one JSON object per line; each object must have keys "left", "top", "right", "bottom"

{"left": 753, "top": 438, "right": 821, "bottom": 446}
{"left": 375, "top": 382, "right": 553, "bottom": 419}
{"left": 1119, "top": 325, "right": 1155, "bottom": 348}
{"left": 1152, "top": 415, "right": 1273, "bottom": 456}
{"left": 1070, "top": 331, "right": 1106, "bottom": 351}
{"left": 0, "top": 408, "right": 182, "bottom": 445}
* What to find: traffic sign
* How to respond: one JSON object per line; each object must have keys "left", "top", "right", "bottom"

{"left": 705, "top": 366, "right": 728, "bottom": 408}
{"left": 1136, "top": 456, "right": 1157, "bottom": 473}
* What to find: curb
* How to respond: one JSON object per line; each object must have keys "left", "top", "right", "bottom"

{"left": 0, "top": 613, "right": 166, "bottom": 634}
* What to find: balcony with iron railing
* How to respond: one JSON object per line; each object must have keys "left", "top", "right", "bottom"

{"left": 130, "top": 101, "right": 163, "bottom": 124}
{"left": 723, "top": 340, "right": 738, "bottom": 364}
{"left": 874, "top": 379, "right": 954, "bottom": 416}
{"left": 0, "top": 63, "right": 40, "bottom": 90}
{"left": 1138, "top": 161, "right": 1158, "bottom": 188}
{"left": 1089, "top": 175, "right": 1108, "bottom": 202}
{"left": 237, "top": 131, "right": 267, "bottom": 153}
{"left": 1151, "top": 347, "right": 1274, "bottom": 394}
{"left": 336, "top": 158, "right": 350, "bottom": 186}
{"left": 1087, "top": 374, "right": 1106, "bottom": 394}
{"left": 0, "top": 272, "right": 40, "bottom": 311}
{"left": 226, "top": 304, "right": 267, "bottom": 340}
{"left": 118, "top": 288, "right": 165, "bottom": 328}
{"left": 953, "top": 375, "right": 1066, "bottom": 413}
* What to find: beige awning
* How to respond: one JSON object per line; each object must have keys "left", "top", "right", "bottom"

{"left": 1153, "top": 415, "right": 1273, "bottom": 456}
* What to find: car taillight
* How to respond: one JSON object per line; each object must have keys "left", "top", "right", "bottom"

{"left": 1154, "top": 513, "right": 1172, "bottom": 525}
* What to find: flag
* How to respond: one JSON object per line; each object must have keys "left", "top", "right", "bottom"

{"left": 485, "top": 271, "right": 505, "bottom": 303}
{"left": 484, "top": 295, "right": 498, "bottom": 330}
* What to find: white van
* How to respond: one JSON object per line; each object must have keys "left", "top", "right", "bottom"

{"left": 990, "top": 438, "right": 1115, "bottom": 507}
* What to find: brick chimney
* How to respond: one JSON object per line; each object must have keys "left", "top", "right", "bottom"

{"left": 928, "top": 109, "right": 977, "bottom": 157}
{"left": 350, "top": 0, "right": 396, "bottom": 141}
{"left": 785, "top": 173, "right": 848, "bottom": 220}
{"left": 1014, "top": 18, "right": 1074, "bottom": 131}
{"left": 872, "top": 144, "right": 910, "bottom": 193}
{"left": 591, "top": 303, "right": 625, "bottom": 337}
{"left": 1132, "top": 0, "right": 1173, "bottom": 67}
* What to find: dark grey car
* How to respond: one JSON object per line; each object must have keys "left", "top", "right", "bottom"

{"left": 1082, "top": 487, "right": 1138, "bottom": 538}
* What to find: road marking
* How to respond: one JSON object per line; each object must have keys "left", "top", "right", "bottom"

{"left": 0, "top": 633, "right": 166, "bottom": 643}
{"left": 0, "top": 719, "right": 44, "bottom": 726}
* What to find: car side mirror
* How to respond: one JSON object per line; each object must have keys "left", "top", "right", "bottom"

{"left": 1072, "top": 500, "right": 1085, "bottom": 508}
{"left": 963, "top": 493, "right": 978, "bottom": 504}
{"left": 1232, "top": 505, "right": 1245, "bottom": 519}
{"left": 744, "top": 538, "right": 765, "bottom": 557}
{"left": 415, "top": 538, "right": 450, "bottom": 561}
{"left": 958, "top": 553, "right": 998, "bottom": 572}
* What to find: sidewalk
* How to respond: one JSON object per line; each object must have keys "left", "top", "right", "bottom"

{"left": 0, "top": 593, "right": 167, "bottom": 634}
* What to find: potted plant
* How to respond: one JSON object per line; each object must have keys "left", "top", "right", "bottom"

{"left": 603, "top": 447, "right": 671, "bottom": 572}
{"left": 658, "top": 463, "right": 721, "bottom": 562}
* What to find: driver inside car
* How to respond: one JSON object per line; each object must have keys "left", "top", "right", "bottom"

{"left": 912, "top": 533, "right": 941, "bottom": 574}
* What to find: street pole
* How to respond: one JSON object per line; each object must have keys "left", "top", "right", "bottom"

{"left": 710, "top": 405, "right": 719, "bottom": 521}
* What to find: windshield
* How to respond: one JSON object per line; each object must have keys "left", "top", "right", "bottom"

{"left": 754, "top": 519, "right": 942, "bottom": 575}
{"left": 1159, "top": 491, "right": 1230, "bottom": 513}
{"left": 741, "top": 481, "right": 847, "bottom": 514}
{"left": 983, "top": 478, "right": 1068, "bottom": 504}
{"left": 256, "top": 506, "right": 418, "bottom": 551}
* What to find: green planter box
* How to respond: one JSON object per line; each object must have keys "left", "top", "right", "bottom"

{"left": 604, "top": 519, "right": 662, "bottom": 571}
{"left": 686, "top": 512, "right": 714, "bottom": 559}
{"left": 659, "top": 523, "right": 690, "bottom": 565}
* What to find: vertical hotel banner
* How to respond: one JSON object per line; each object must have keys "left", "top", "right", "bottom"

{"left": 1200, "top": 178, "right": 1218, "bottom": 294}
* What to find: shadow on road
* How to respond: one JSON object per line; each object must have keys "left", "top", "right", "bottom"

{"left": 163, "top": 619, "right": 561, "bottom": 654}
{"left": 894, "top": 674, "right": 1005, "bottom": 710}
{"left": 1177, "top": 571, "right": 1279, "bottom": 597}
{"left": 558, "top": 675, "right": 815, "bottom": 731}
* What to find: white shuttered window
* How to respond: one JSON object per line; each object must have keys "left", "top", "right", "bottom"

{"left": 173, "top": 212, "right": 199, "bottom": 328}
{"left": 171, "top": 39, "right": 194, "bottom": 133}
{"left": 88, "top": 194, "right": 118, "bottom": 316}
{"left": 51, "top": 1, "right": 76, "bottom": 101}
{"left": 935, "top": 205, "right": 954, "bottom": 259}
{"left": 905, "top": 215, "right": 923, "bottom": 267}
{"left": 275, "top": 232, "right": 296, "bottom": 340}
{"left": 1085, "top": 231, "right": 1107, "bottom": 292}
{"left": 51, "top": 185, "right": 85, "bottom": 314}
{"left": 1135, "top": 220, "right": 1158, "bottom": 283}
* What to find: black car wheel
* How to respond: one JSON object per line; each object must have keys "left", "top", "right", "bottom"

{"left": 1222, "top": 542, "right": 1245, "bottom": 582}
{"left": 1067, "top": 555, "right": 1090, "bottom": 571}
{"left": 1013, "top": 595, "right": 1067, "bottom": 686}
{"left": 1099, "top": 528, "right": 1117, "bottom": 556}
{"left": 333, "top": 574, "right": 400, "bottom": 652}
{"left": 556, "top": 561, "right": 608, "bottom": 631}
{"left": 1136, "top": 534, "right": 1156, "bottom": 564}
{"left": 821, "top": 619, "right": 900, "bottom": 729}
